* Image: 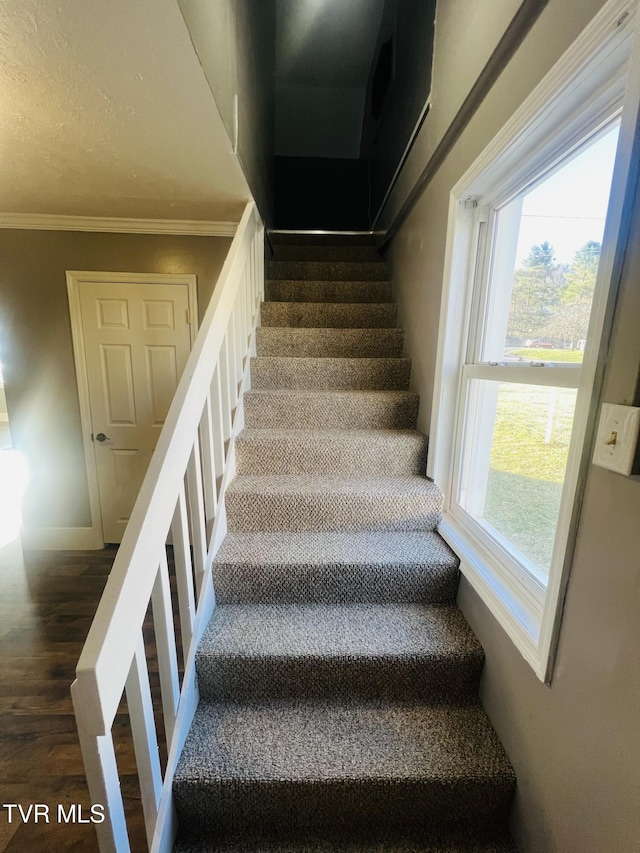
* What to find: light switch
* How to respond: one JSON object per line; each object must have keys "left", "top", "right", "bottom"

{"left": 592, "top": 403, "right": 640, "bottom": 475}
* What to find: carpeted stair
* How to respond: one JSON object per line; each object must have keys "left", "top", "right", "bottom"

{"left": 172, "top": 236, "right": 516, "bottom": 852}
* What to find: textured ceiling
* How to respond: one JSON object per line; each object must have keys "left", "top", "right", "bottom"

{"left": 0, "top": 0, "right": 250, "bottom": 220}
{"left": 276, "top": 0, "right": 385, "bottom": 89}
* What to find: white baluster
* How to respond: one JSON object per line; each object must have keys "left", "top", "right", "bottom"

{"left": 72, "top": 681, "right": 131, "bottom": 853}
{"left": 171, "top": 486, "right": 196, "bottom": 661}
{"left": 198, "top": 392, "right": 218, "bottom": 537}
{"left": 125, "top": 636, "right": 163, "bottom": 850}
{"left": 219, "top": 334, "right": 233, "bottom": 440}
{"left": 151, "top": 551, "right": 180, "bottom": 745}
{"left": 186, "top": 439, "right": 207, "bottom": 595}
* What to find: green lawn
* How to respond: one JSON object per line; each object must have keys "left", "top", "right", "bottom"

{"left": 484, "top": 470, "right": 562, "bottom": 571}
{"left": 507, "top": 347, "right": 583, "bottom": 362}
{"left": 479, "top": 383, "right": 576, "bottom": 572}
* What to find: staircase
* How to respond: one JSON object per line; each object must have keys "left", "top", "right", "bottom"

{"left": 172, "top": 236, "right": 516, "bottom": 852}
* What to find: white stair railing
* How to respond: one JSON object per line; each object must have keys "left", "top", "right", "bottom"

{"left": 72, "top": 202, "right": 264, "bottom": 853}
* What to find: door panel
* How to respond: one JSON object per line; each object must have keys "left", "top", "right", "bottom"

{"left": 79, "top": 281, "right": 192, "bottom": 543}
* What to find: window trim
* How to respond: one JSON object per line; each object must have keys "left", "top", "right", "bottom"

{"left": 429, "top": 0, "right": 640, "bottom": 681}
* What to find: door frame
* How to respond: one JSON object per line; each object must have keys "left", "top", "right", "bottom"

{"left": 67, "top": 271, "right": 198, "bottom": 548}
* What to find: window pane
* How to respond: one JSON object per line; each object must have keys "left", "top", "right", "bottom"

{"left": 481, "top": 123, "right": 620, "bottom": 364}
{"left": 458, "top": 381, "right": 577, "bottom": 574}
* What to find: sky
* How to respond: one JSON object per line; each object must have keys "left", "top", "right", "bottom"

{"left": 514, "top": 122, "right": 620, "bottom": 266}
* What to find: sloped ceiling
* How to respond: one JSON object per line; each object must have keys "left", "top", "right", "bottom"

{"left": 274, "top": 0, "right": 386, "bottom": 159}
{"left": 0, "top": 0, "right": 250, "bottom": 221}
{"left": 276, "top": 0, "right": 385, "bottom": 88}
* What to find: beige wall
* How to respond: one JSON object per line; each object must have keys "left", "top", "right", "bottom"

{"left": 384, "top": 0, "right": 608, "bottom": 435}
{"left": 177, "top": 0, "right": 276, "bottom": 225}
{"left": 384, "top": 0, "right": 640, "bottom": 849}
{"left": 0, "top": 230, "right": 231, "bottom": 531}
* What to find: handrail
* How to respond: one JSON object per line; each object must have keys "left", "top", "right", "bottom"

{"left": 71, "top": 201, "right": 264, "bottom": 852}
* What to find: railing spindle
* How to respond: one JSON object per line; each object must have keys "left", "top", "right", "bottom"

{"left": 233, "top": 293, "right": 243, "bottom": 385}
{"left": 186, "top": 439, "right": 207, "bottom": 594}
{"left": 219, "top": 336, "right": 233, "bottom": 441}
{"left": 151, "top": 552, "right": 181, "bottom": 744}
{"left": 240, "top": 272, "right": 249, "bottom": 355}
{"left": 171, "top": 486, "right": 196, "bottom": 660}
{"left": 125, "top": 636, "right": 163, "bottom": 849}
{"left": 71, "top": 687, "right": 131, "bottom": 853}
{"left": 228, "top": 319, "right": 239, "bottom": 404}
{"left": 209, "top": 366, "right": 226, "bottom": 495}
{"left": 198, "top": 392, "right": 218, "bottom": 537}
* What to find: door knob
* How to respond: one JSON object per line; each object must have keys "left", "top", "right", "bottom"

{"left": 95, "top": 432, "right": 111, "bottom": 442}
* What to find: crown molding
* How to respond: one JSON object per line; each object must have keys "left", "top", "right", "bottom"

{"left": 0, "top": 212, "right": 238, "bottom": 237}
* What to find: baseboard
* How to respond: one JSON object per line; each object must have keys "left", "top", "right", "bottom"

{"left": 21, "top": 526, "right": 104, "bottom": 550}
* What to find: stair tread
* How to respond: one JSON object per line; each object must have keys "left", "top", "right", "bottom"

{"left": 175, "top": 700, "right": 514, "bottom": 784}
{"left": 245, "top": 389, "right": 418, "bottom": 400}
{"left": 257, "top": 326, "right": 403, "bottom": 333}
{"left": 214, "top": 530, "right": 457, "bottom": 569}
{"left": 265, "top": 279, "right": 390, "bottom": 286}
{"left": 237, "top": 427, "right": 424, "bottom": 441}
{"left": 174, "top": 838, "right": 516, "bottom": 852}
{"left": 227, "top": 474, "right": 440, "bottom": 497}
{"left": 252, "top": 356, "right": 410, "bottom": 364}
{"left": 199, "top": 604, "right": 482, "bottom": 661}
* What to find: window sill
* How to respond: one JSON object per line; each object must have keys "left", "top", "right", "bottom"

{"left": 439, "top": 511, "right": 548, "bottom": 680}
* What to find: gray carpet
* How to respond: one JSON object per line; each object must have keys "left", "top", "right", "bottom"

{"left": 172, "top": 237, "right": 515, "bottom": 850}
{"left": 212, "top": 531, "right": 460, "bottom": 604}
{"left": 250, "top": 356, "right": 412, "bottom": 390}
{"left": 225, "top": 475, "right": 443, "bottom": 532}
{"left": 235, "top": 429, "right": 427, "bottom": 476}
{"left": 195, "top": 604, "right": 484, "bottom": 702}
{"left": 174, "top": 837, "right": 518, "bottom": 853}
{"left": 174, "top": 702, "right": 514, "bottom": 837}
{"left": 261, "top": 302, "right": 397, "bottom": 328}
{"left": 256, "top": 327, "right": 404, "bottom": 358}
{"left": 265, "top": 279, "right": 393, "bottom": 303}
{"left": 243, "top": 390, "right": 420, "bottom": 430}
{"left": 267, "top": 260, "right": 389, "bottom": 281}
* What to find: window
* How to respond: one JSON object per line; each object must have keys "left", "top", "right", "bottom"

{"left": 456, "top": 124, "right": 619, "bottom": 584}
{"left": 430, "top": 1, "right": 640, "bottom": 679}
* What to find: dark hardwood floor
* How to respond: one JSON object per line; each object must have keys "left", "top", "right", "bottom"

{"left": 0, "top": 539, "right": 150, "bottom": 852}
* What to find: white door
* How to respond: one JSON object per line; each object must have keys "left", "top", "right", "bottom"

{"left": 78, "top": 280, "right": 193, "bottom": 543}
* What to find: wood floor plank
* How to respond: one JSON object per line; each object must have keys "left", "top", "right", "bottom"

{"left": 0, "top": 541, "right": 158, "bottom": 852}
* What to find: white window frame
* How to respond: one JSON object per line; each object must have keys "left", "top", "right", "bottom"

{"left": 429, "top": 0, "right": 640, "bottom": 681}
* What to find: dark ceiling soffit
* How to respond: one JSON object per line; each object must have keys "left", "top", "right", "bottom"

{"left": 378, "top": 0, "right": 551, "bottom": 251}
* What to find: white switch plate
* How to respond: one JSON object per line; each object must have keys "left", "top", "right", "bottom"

{"left": 592, "top": 403, "right": 640, "bottom": 475}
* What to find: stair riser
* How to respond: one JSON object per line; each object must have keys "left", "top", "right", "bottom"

{"left": 256, "top": 328, "right": 404, "bottom": 358}
{"left": 225, "top": 493, "right": 441, "bottom": 533}
{"left": 173, "top": 779, "right": 514, "bottom": 840}
{"left": 243, "top": 392, "right": 419, "bottom": 429}
{"left": 212, "top": 563, "right": 459, "bottom": 605}
{"left": 261, "top": 302, "right": 397, "bottom": 328}
{"left": 196, "top": 656, "right": 482, "bottom": 703}
{"left": 272, "top": 245, "right": 381, "bottom": 262}
{"left": 235, "top": 435, "right": 427, "bottom": 476}
{"left": 268, "top": 261, "right": 389, "bottom": 281}
{"left": 265, "top": 280, "right": 392, "bottom": 303}
{"left": 250, "top": 358, "right": 411, "bottom": 391}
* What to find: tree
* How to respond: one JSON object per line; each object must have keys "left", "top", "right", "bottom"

{"left": 544, "top": 241, "right": 600, "bottom": 348}
{"left": 563, "top": 240, "right": 601, "bottom": 304}
{"left": 507, "top": 242, "right": 563, "bottom": 341}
